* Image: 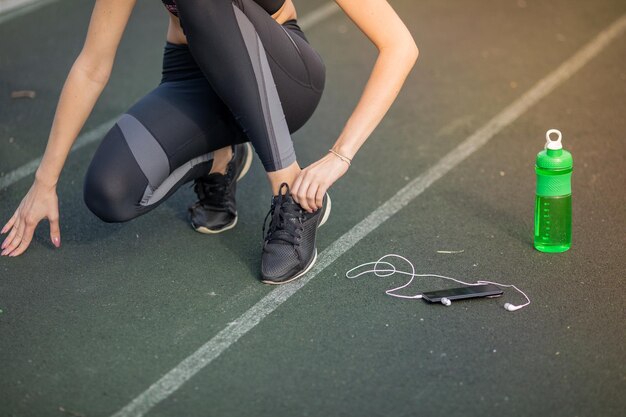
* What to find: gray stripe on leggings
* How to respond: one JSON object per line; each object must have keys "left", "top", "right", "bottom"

{"left": 116, "top": 113, "right": 170, "bottom": 188}
{"left": 231, "top": 4, "right": 296, "bottom": 170}
{"left": 140, "top": 152, "right": 213, "bottom": 206}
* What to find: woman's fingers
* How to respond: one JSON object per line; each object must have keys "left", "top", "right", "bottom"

{"left": 315, "top": 183, "right": 328, "bottom": 209}
{"left": 296, "top": 173, "right": 322, "bottom": 213}
{"left": 1, "top": 182, "right": 61, "bottom": 256}
{"left": 290, "top": 173, "right": 303, "bottom": 203}
{"left": 306, "top": 181, "right": 320, "bottom": 212}
{"left": 294, "top": 176, "right": 313, "bottom": 213}
{"left": 1, "top": 216, "right": 20, "bottom": 253}
{"left": 292, "top": 152, "right": 349, "bottom": 213}
{"left": 1, "top": 212, "right": 18, "bottom": 235}
{"left": 1, "top": 209, "right": 59, "bottom": 256}
{"left": 1, "top": 217, "right": 24, "bottom": 256}
{"left": 8, "top": 222, "right": 36, "bottom": 257}
{"left": 49, "top": 212, "right": 61, "bottom": 248}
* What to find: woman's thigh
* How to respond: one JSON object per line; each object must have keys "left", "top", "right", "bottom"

{"left": 232, "top": 0, "right": 326, "bottom": 132}
{"left": 270, "top": 18, "right": 326, "bottom": 132}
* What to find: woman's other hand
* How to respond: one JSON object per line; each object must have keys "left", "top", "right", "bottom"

{"left": 291, "top": 151, "right": 350, "bottom": 213}
{"left": 1, "top": 180, "right": 61, "bottom": 257}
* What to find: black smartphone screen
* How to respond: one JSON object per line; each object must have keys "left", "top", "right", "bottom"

{"left": 421, "top": 284, "right": 503, "bottom": 303}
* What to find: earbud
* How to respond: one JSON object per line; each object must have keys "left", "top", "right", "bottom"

{"left": 504, "top": 303, "right": 522, "bottom": 312}
{"left": 441, "top": 297, "right": 452, "bottom": 306}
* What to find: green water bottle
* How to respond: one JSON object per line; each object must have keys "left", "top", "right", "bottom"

{"left": 534, "top": 129, "right": 573, "bottom": 252}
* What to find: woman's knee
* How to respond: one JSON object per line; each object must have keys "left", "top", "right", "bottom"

{"left": 83, "top": 171, "right": 137, "bottom": 223}
{"left": 83, "top": 125, "right": 146, "bottom": 223}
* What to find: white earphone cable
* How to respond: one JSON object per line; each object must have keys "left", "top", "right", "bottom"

{"left": 345, "top": 253, "right": 530, "bottom": 311}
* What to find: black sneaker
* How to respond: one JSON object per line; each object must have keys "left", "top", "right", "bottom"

{"left": 260, "top": 182, "right": 331, "bottom": 284}
{"left": 188, "top": 142, "right": 253, "bottom": 234}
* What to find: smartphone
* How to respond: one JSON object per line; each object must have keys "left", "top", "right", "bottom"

{"left": 421, "top": 283, "right": 503, "bottom": 303}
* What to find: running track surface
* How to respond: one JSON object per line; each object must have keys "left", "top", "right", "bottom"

{"left": 1, "top": 1, "right": 625, "bottom": 416}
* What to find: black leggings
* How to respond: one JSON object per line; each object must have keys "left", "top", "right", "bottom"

{"left": 83, "top": 0, "right": 325, "bottom": 223}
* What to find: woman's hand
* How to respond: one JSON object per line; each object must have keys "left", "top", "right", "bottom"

{"left": 291, "top": 152, "right": 350, "bottom": 213}
{"left": 1, "top": 180, "right": 61, "bottom": 257}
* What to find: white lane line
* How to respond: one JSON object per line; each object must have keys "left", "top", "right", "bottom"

{"left": 110, "top": 12, "right": 626, "bottom": 417}
{"left": 0, "top": 119, "right": 116, "bottom": 190}
{"left": 298, "top": 1, "right": 340, "bottom": 29}
{"left": 0, "top": 2, "right": 341, "bottom": 192}
{"left": 0, "top": 0, "right": 58, "bottom": 25}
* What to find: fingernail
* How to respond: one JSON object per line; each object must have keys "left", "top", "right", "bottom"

{"left": 1, "top": 250, "right": 6, "bottom": 256}
{"left": 52, "top": 237, "right": 60, "bottom": 247}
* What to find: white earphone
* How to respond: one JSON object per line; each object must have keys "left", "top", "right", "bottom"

{"left": 504, "top": 303, "right": 524, "bottom": 311}
{"left": 345, "top": 253, "right": 530, "bottom": 312}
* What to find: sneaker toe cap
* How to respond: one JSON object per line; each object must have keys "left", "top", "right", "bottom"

{"left": 261, "top": 243, "right": 302, "bottom": 282}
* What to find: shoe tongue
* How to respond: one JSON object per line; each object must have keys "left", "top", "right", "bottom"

{"left": 196, "top": 172, "right": 228, "bottom": 210}
{"left": 267, "top": 192, "right": 302, "bottom": 244}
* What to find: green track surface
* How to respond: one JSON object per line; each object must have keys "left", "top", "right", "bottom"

{"left": 1, "top": 1, "right": 625, "bottom": 416}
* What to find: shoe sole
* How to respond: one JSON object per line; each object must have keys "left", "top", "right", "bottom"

{"left": 236, "top": 142, "right": 253, "bottom": 182}
{"left": 190, "top": 142, "right": 252, "bottom": 234}
{"left": 319, "top": 192, "right": 331, "bottom": 227}
{"left": 261, "top": 192, "right": 331, "bottom": 285}
{"left": 193, "top": 215, "right": 238, "bottom": 234}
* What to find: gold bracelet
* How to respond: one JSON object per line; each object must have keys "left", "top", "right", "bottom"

{"left": 328, "top": 149, "right": 352, "bottom": 166}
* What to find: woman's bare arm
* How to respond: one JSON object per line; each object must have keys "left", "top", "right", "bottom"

{"left": 330, "top": 0, "right": 419, "bottom": 158}
{"left": 1, "top": 0, "right": 137, "bottom": 257}
{"left": 291, "top": 0, "right": 419, "bottom": 212}
{"left": 35, "top": 0, "right": 138, "bottom": 187}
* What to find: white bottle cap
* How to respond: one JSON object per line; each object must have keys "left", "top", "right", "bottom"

{"left": 545, "top": 129, "right": 563, "bottom": 150}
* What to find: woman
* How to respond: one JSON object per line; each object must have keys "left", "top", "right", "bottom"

{"left": 1, "top": 0, "right": 418, "bottom": 284}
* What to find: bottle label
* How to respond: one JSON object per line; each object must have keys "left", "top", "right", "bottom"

{"left": 536, "top": 168, "right": 572, "bottom": 196}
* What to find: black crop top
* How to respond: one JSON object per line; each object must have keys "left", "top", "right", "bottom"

{"left": 161, "top": 0, "right": 286, "bottom": 18}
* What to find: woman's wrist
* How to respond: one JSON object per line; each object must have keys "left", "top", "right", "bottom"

{"left": 330, "top": 142, "right": 358, "bottom": 161}
{"left": 34, "top": 167, "right": 59, "bottom": 189}
{"left": 328, "top": 148, "right": 352, "bottom": 166}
